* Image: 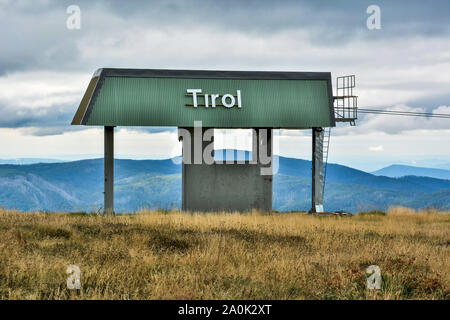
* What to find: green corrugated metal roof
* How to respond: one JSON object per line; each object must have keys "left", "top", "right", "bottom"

{"left": 72, "top": 68, "right": 335, "bottom": 128}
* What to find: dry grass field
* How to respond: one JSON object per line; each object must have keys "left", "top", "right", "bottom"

{"left": 0, "top": 207, "right": 448, "bottom": 300}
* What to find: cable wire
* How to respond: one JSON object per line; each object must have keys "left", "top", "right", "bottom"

{"left": 335, "top": 107, "right": 450, "bottom": 119}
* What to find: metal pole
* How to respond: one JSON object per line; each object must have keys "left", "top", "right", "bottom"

{"left": 311, "top": 127, "right": 324, "bottom": 213}
{"left": 104, "top": 126, "right": 114, "bottom": 216}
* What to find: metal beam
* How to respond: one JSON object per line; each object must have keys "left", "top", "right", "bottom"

{"left": 311, "top": 127, "right": 324, "bottom": 213}
{"left": 104, "top": 126, "right": 114, "bottom": 216}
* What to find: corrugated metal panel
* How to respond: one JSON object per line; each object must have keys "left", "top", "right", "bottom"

{"left": 75, "top": 70, "right": 334, "bottom": 128}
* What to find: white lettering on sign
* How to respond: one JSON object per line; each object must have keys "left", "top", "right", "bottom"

{"left": 186, "top": 89, "right": 242, "bottom": 108}
{"left": 186, "top": 89, "right": 202, "bottom": 108}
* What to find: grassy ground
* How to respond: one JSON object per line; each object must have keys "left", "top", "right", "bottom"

{"left": 0, "top": 207, "right": 448, "bottom": 300}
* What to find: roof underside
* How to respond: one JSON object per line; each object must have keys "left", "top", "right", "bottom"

{"left": 72, "top": 68, "right": 335, "bottom": 128}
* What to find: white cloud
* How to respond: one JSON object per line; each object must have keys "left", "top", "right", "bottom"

{"left": 2, "top": 2, "right": 450, "bottom": 130}
{"left": 369, "top": 145, "right": 384, "bottom": 151}
{"left": 0, "top": 71, "right": 88, "bottom": 109}
{"left": 0, "top": 71, "right": 90, "bottom": 127}
{"left": 0, "top": 127, "right": 181, "bottom": 160}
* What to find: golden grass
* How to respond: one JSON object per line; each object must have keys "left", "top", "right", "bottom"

{"left": 0, "top": 207, "right": 448, "bottom": 300}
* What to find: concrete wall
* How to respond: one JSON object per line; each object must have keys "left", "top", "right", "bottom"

{"left": 311, "top": 127, "right": 324, "bottom": 213}
{"left": 183, "top": 163, "right": 272, "bottom": 212}
{"left": 180, "top": 127, "right": 273, "bottom": 212}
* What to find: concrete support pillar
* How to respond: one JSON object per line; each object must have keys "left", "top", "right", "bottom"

{"left": 104, "top": 126, "right": 115, "bottom": 215}
{"left": 258, "top": 128, "right": 273, "bottom": 211}
{"left": 256, "top": 128, "right": 273, "bottom": 175}
{"left": 179, "top": 126, "right": 212, "bottom": 211}
{"left": 261, "top": 128, "right": 273, "bottom": 159}
{"left": 311, "top": 127, "right": 324, "bottom": 213}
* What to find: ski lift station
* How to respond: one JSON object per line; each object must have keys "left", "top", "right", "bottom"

{"left": 71, "top": 69, "right": 357, "bottom": 215}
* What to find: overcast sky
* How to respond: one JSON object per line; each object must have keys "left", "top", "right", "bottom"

{"left": 0, "top": 0, "right": 449, "bottom": 171}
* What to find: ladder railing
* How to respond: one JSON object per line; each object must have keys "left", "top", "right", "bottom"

{"left": 334, "top": 75, "right": 358, "bottom": 125}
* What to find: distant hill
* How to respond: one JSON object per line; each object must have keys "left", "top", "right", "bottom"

{"left": 0, "top": 158, "right": 67, "bottom": 165}
{"left": 372, "top": 164, "right": 450, "bottom": 180}
{"left": 0, "top": 153, "right": 449, "bottom": 213}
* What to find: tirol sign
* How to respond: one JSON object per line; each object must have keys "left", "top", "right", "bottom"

{"left": 72, "top": 69, "right": 334, "bottom": 128}
{"left": 186, "top": 89, "right": 242, "bottom": 108}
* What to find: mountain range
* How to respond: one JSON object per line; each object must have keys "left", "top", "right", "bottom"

{"left": 0, "top": 152, "right": 449, "bottom": 213}
{"left": 372, "top": 164, "right": 450, "bottom": 180}
{"left": 0, "top": 158, "right": 68, "bottom": 165}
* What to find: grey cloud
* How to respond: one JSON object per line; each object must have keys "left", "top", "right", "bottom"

{"left": 20, "top": 125, "right": 87, "bottom": 136}
{"left": 0, "top": 4, "right": 83, "bottom": 74}
{"left": 93, "top": 0, "right": 450, "bottom": 37}
{"left": 1, "top": 0, "right": 449, "bottom": 135}
{"left": 1, "top": 0, "right": 449, "bottom": 74}
{"left": 0, "top": 102, "right": 76, "bottom": 128}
